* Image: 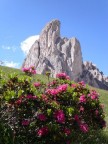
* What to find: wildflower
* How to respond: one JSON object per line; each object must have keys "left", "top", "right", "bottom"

{"left": 56, "top": 72, "right": 70, "bottom": 80}
{"left": 34, "top": 82, "right": 41, "bottom": 87}
{"left": 95, "top": 110, "right": 99, "bottom": 116}
{"left": 56, "top": 72, "right": 67, "bottom": 79}
{"left": 57, "top": 84, "right": 68, "bottom": 93}
{"left": 78, "top": 81, "right": 85, "bottom": 87}
{"left": 64, "top": 127, "right": 71, "bottom": 135}
{"left": 41, "top": 94, "right": 48, "bottom": 103}
{"left": 71, "top": 83, "right": 77, "bottom": 88}
{"left": 22, "top": 120, "right": 29, "bottom": 126}
{"left": 37, "top": 114, "right": 47, "bottom": 121}
{"left": 90, "top": 90, "right": 99, "bottom": 100}
{"left": 54, "top": 110, "right": 65, "bottom": 124}
{"left": 80, "top": 123, "right": 89, "bottom": 133}
{"left": 26, "top": 94, "right": 37, "bottom": 100}
{"left": 22, "top": 66, "right": 36, "bottom": 75}
{"left": 74, "top": 114, "right": 80, "bottom": 122}
{"left": 80, "top": 106, "right": 84, "bottom": 112}
{"left": 79, "top": 95, "right": 86, "bottom": 103}
{"left": 45, "top": 88, "right": 59, "bottom": 96}
{"left": 37, "top": 126, "right": 49, "bottom": 137}
{"left": 15, "top": 99, "right": 22, "bottom": 105}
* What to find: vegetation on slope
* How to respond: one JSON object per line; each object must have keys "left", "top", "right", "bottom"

{"left": 0, "top": 66, "right": 108, "bottom": 143}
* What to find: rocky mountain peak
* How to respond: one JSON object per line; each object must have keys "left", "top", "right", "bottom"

{"left": 22, "top": 20, "right": 108, "bottom": 90}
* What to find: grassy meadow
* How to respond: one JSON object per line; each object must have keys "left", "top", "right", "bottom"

{"left": 0, "top": 65, "right": 108, "bottom": 143}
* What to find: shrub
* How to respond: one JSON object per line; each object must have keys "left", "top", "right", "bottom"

{"left": 0, "top": 70, "right": 106, "bottom": 144}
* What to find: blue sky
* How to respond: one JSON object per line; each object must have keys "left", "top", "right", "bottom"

{"left": 0, "top": 0, "right": 108, "bottom": 75}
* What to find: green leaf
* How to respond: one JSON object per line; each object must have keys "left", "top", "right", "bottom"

{"left": 47, "top": 109, "right": 52, "bottom": 116}
{"left": 67, "top": 107, "right": 74, "bottom": 116}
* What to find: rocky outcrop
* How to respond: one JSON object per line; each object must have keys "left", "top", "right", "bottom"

{"left": 22, "top": 19, "right": 108, "bottom": 90}
{"left": 22, "top": 19, "right": 83, "bottom": 81}
{"left": 80, "top": 61, "right": 108, "bottom": 90}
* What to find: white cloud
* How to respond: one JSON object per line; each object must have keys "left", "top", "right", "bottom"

{"left": 4, "top": 61, "right": 19, "bottom": 68}
{"left": 20, "top": 35, "right": 39, "bottom": 55}
{"left": 1, "top": 45, "right": 17, "bottom": 52}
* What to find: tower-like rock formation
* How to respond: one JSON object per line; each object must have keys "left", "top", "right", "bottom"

{"left": 22, "top": 20, "right": 83, "bottom": 81}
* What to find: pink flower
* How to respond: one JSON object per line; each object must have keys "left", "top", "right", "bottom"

{"left": 57, "top": 84, "right": 68, "bottom": 93}
{"left": 26, "top": 94, "right": 33, "bottom": 99}
{"left": 80, "top": 106, "right": 84, "bottom": 112}
{"left": 22, "top": 67, "right": 29, "bottom": 72}
{"left": 66, "top": 76, "right": 70, "bottom": 80}
{"left": 71, "top": 83, "right": 77, "bottom": 88}
{"left": 80, "top": 123, "right": 89, "bottom": 133}
{"left": 34, "top": 82, "right": 41, "bottom": 87}
{"left": 74, "top": 114, "right": 80, "bottom": 122}
{"left": 22, "top": 120, "right": 29, "bottom": 126}
{"left": 37, "top": 126, "right": 49, "bottom": 137}
{"left": 56, "top": 72, "right": 70, "bottom": 80}
{"left": 45, "top": 89, "right": 59, "bottom": 96}
{"left": 48, "top": 80, "right": 57, "bottom": 87}
{"left": 54, "top": 110, "right": 65, "bottom": 124}
{"left": 37, "top": 114, "right": 47, "bottom": 121}
{"left": 56, "top": 73, "right": 67, "bottom": 79}
{"left": 64, "top": 128, "right": 71, "bottom": 135}
{"left": 91, "top": 95, "right": 97, "bottom": 100}
{"left": 41, "top": 94, "right": 48, "bottom": 103}
{"left": 22, "top": 66, "right": 36, "bottom": 75}
{"left": 50, "top": 89, "right": 59, "bottom": 95}
{"left": 79, "top": 95, "right": 86, "bottom": 103}
{"left": 26, "top": 94, "right": 37, "bottom": 100}
{"left": 15, "top": 99, "right": 22, "bottom": 105}
{"left": 78, "top": 81, "right": 85, "bottom": 87}
{"left": 90, "top": 90, "right": 99, "bottom": 100}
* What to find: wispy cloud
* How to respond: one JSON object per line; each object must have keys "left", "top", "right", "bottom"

{"left": 1, "top": 45, "right": 17, "bottom": 52}
{"left": 3, "top": 61, "right": 19, "bottom": 68}
{"left": 20, "top": 35, "right": 39, "bottom": 55}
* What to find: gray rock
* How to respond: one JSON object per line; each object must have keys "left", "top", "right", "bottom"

{"left": 22, "top": 19, "right": 83, "bottom": 81}
{"left": 22, "top": 19, "right": 108, "bottom": 90}
{"left": 80, "top": 61, "right": 108, "bottom": 90}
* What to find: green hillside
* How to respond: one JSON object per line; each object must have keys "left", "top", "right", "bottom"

{"left": 0, "top": 65, "right": 108, "bottom": 143}
{"left": 0, "top": 65, "right": 108, "bottom": 122}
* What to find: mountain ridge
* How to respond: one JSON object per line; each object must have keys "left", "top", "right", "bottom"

{"left": 22, "top": 19, "right": 108, "bottom": 90}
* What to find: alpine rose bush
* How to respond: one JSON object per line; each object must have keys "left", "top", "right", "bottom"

{"left": 0, "top": 71, "right": 106, "bottom": 144}
{"left": 22, "top": 65, "right": 36, "bottom": 76}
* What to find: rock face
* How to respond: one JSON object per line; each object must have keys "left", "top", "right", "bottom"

{"left": 22, "top": 19, "right": 108, "bottom": 90}
{"left": 22, "top": 20, "right": 83, "bottom": 81}
{"left": 80, "top": 61, "right": 108, "bottom": 90}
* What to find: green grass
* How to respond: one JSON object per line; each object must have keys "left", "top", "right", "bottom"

{"left": 0, "top": 65, "right": 108, "bottom": 143}
{"left": 0, "top": 65, "right": 53, "bottom": 83}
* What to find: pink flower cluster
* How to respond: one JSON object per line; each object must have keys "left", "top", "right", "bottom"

{"left": 64, "top": 127, "right": 71, "bottom": 135}
{"left": 74, "top": 115, "right": 89, "bottom": 133}
{"left": 48, "top": 80, "right": 57, "bottom": 87}
{"left": 26, "top": 94, "right": 37, "bottom": 100}
{"left": 34, "top": 82, "right": 41, "bottom": 88}
{"left": 45, "top": 88, "right": 59, "bottom": 96}
{"left": 37, "top": 114, "right": 47, "bottom": 121}
{"left": 78, "top": 81, "right": 85, "bottom": 87}
{"left": 88, "top": 90, "right": 99, "bottom": 100}
{"left": 79, "top": 95, "right": 86, "bottom": 103}
{"left": 57, "top": 84, "right": 68, "bottom": 92}
{"left": 22, "top": 119, "right": 30, "bottom": 126}
{"left": 80, "top": 123, "right": 89, "bottom": 133}
{"left": 22, "top": 66, "right": 36, "bottom": 75}
{"left": 54, "top": 110, "right": 65, "bottom": 124}
{"left": 37, "top": 126, "right": 49, "bottom": 137}
{"left": 56, "top": 73, "right": 70, "bottom": 80}
{"left": 45, "top": 84, "right": 68, "bottom": 96}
